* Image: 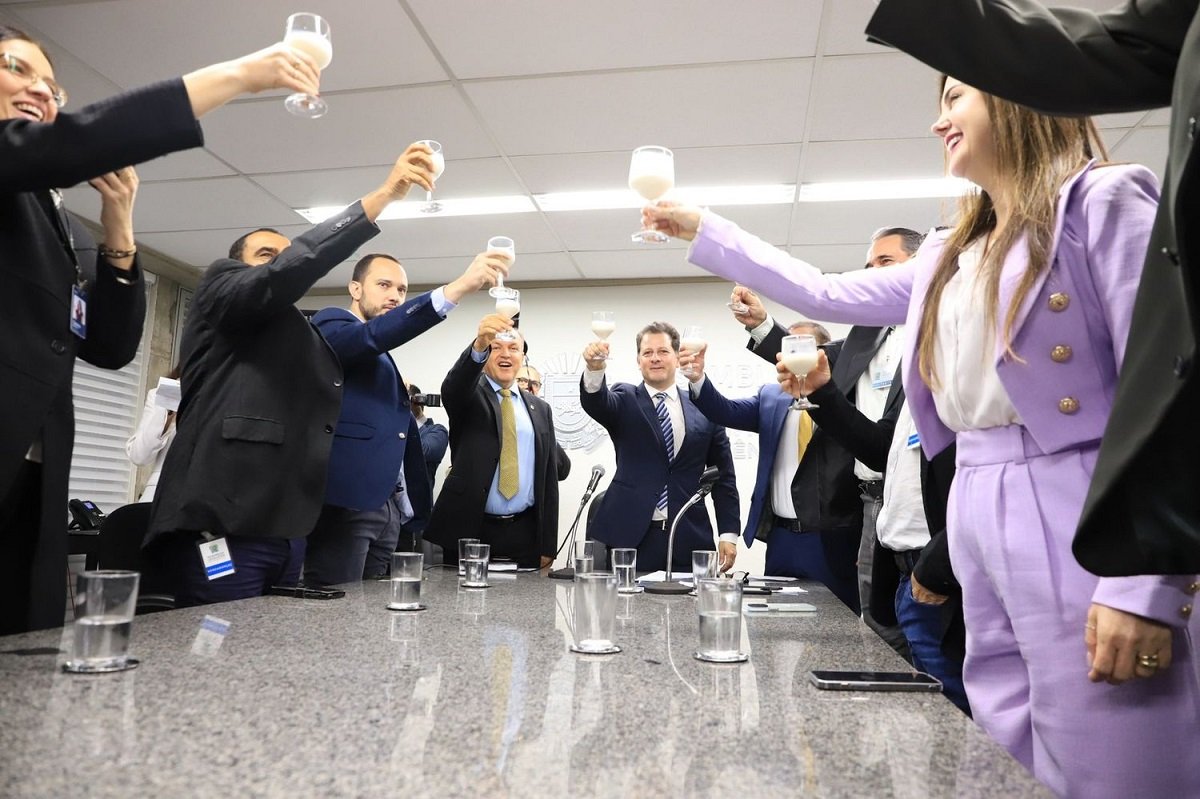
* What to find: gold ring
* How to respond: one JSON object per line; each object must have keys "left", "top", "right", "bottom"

{"left": 1085, "top": 622, "right": 1097, "bottom": 631}
{"left": 1137, "top": 653, "right": 1160, "bottom": 670}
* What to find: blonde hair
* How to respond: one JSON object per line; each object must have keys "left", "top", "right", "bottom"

{"left": 917, "top": 78, "right": 1108, "bottom": 389}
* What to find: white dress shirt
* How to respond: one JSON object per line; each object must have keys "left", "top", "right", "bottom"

{"left": 875, "top": 401, "right": 931, "bottom": 552}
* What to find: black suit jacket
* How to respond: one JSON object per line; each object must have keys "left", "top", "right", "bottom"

{"left": 867, "top": 0, "right": 1200, "bottom": 575}
{"left": 147, "top": 204, "right": 379, "bottom": 544}
{"left": 808, "top": 366, "right": 964, "bottom": 657}
{"left": 423, "top": 345, "right": 561, "bottom": 559}
{"left": 752, "top": 322, "right": 890, "bottom": 530}
{"left": 0, "top": 79, "right": 201, "bottom": 632}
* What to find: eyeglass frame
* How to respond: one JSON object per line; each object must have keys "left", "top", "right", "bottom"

{"left": 515, "top": 376, "right": 542, "bottom": 391}
{"left": 1, "top": 51, "right": 67, "bottom": 108}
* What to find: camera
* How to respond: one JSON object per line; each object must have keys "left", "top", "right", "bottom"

{"left": 410, "top": 392, "right": 441, "bottom": 408}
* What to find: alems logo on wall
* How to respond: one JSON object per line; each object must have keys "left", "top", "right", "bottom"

{"left": 536, "top": 352, "right": 610, "bottom": 453}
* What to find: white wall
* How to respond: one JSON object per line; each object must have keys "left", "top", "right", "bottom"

{"left": 300, "top": 280, "right": 850, "bottom": 575}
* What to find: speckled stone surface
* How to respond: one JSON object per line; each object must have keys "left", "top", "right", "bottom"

{"left": 0, "top": 571, "right": 1049, "bottom": 798}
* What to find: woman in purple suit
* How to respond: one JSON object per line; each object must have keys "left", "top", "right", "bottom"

{"left": 643, "top": 78, "right": 1200, "bottom": 797}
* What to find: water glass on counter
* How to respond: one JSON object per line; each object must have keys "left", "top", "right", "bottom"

{"left": 695, "top": 578, "right": 748, "bottom": 663}
{"left": 570, "top": 572, "right": 620, "bottom": 655}
{"left": 64, "top": 570, "right": 141, "bottom": 673}
{"left": 460, "top": 542, "right": 491, "bottom": 588}
{"left": 573, "top": 539, "right": 595, "bottom": 574}
{"left": 612, "top": 547, "right": 641, "bottom": 594}
{"left": 388, "top": 552, "right": 425, "bottom": 611}
{"left": 692, "top": 550, "right": 718, "bottom": 583}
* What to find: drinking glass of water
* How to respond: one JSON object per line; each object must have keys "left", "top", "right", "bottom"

{"left": 695, "top": 578, "right": 748, "bottom": 663}
{"left": 460, "top": 542, "right": 491, "bottom": 589}
{"left": 570, "top": 572, "right": 620, "bottom": 654}
{"left": 612, "top": 547, "right": 641, "bottom": 594}
{"left": 692, "top": 550, "right": 718, "bottom": 584}
{"left": 283, "top": 13, "right": 332, "bottom": 118}
{"left": 64, "top": 570, "right": 141, "bottom": 673}
{"left": 388, "top": 552, "right": 425, "bottom": 611}
{"left": 573, "top": 539, "right": 596, "bottom": 574}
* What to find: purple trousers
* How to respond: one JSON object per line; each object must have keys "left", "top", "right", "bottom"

{"left": 950, "top": 425, "right": 1200, "bottom": 798}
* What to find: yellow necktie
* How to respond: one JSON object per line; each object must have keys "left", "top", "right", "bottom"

{"left": 499, "top": 388, "right": 519, "bottom": 499}
{"left": 797, "top": 410, "right": 813, "bottom": 462}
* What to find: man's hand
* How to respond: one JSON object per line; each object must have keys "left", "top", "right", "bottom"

{"left": 910, "top": 573, "right": 948, "bottom": 606}
{"left": 445, "top": 251, "right": 511, "bottom": 303}
{"left": 1086, "top": 603, "right": 1173, "bottom": 685}
{"left": 730, "top": 286, "right": 767, "bottom": 328}
{"left": 718, "top": 541, "right": 737, "bottom": 573}
{"left": 90, "top": 167, "right": 139, "bottom": 269}
{"left": 679, "top": 342, "right": 707, "bottom": 383}
{"left": 775, "top": 349, "right": 829, "bottom": 397}
{"left": 540, "top": 556, "right": 554, "bottom": 570}
{"left": 362, "top": 142, "right": 439, "bottom": 221}
{"left": 641, "top": 200, "right": 703, "bottom": 241}
{"left": 583, "top": 342, "right": 609, "bottom": 371}
{"left": 473, "top": 313, "right": 513, "bottom": 353}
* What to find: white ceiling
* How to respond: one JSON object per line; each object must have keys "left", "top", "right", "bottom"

{"left": 2, "top": 0, "right": 1170, "bottom": 290}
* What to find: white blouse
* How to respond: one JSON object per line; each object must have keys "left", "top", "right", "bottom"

{"left": 930, "top": 238, "right": 1022, "bottom": 432}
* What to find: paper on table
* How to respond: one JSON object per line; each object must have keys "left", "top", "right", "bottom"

{"left": 153, "top": 377, "right": 181, "bottom": 411}
{"left": 637, "top": 571, "right": 693, "bottom": 583}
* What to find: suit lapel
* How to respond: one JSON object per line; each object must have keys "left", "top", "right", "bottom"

{"left": 636, "top": 383, "right": 670, "bottom": 462}
{"left": 833, "top": 325, "right": 888, "bottom": 392}
{"left": 480, "top": 377, "right": 502, "bottom": 443}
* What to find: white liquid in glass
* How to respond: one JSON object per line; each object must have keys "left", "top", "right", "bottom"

{"left": 495, "top": 298, "right": 520, "bottom": 318}
{"left": 628, "top": 150, "right": 674, "bottom": 200}
{"left": 429, "top": 152, "right": 445, "bottom": 180}
{"left": 629, "top": 173, "right": 673, "bottom": 201}
{"left": 782, "top": 353, "right": 818, "bottom": 376}
{"left": 680, "top": 336, "right": 706, "bottom": 353}
{"left": 284, "top": 30, "right": 332, "bottom": 69}
{"left": 591, "top": 321, "right": 616, "bottom": 339}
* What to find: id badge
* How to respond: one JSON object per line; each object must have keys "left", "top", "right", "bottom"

{"left": 70, "top": 284, "right": 87, "bottom": 339}
{"left": 906, "top": 432, "right": 921, "bottom": 450}
{"left": 198, "top": 537, "right": 235, "bottom": 580}
{"left": 870, "top": 364, "right": 892, "bottom": 391}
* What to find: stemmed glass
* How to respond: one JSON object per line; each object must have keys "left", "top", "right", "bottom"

{"left": 780, "top": 334, "right": 820, "bottom": 410}
{"left": 591, "top": 311, "right": 615, "bottom": 360}
{"left": 418, "top": 140, "right": 445, "bottom": 213}
{"left": 283, "top": 13, "right": 332, "bottom": 118}
{"left": 487, "top": 236, "right": 518, "bottom": 341}
{"left": 628, "top": 145, "right": 674, "bottom": 243}
{"left": 679, "top": 325, "right": 706, "bottom": 378}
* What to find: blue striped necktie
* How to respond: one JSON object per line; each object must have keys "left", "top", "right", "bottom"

{"left": 655, "top": 392, "right": 673, "bottom": 514}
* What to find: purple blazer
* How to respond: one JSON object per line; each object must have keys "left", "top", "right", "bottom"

{"left": 688, "top": 162, "right": 1196, "bottom": 626}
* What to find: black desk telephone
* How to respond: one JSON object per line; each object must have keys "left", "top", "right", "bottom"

{"left": 68, "top": 498, "right": 106, "bottom": 531}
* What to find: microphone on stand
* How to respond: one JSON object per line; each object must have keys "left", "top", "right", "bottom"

{"left": 549, "top": 465, "right": 606, "bottom": 580}
{"left": 645, "top": 466, "right": 721, "bottom": 595}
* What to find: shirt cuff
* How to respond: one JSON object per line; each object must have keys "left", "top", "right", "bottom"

{"left": 718, "top": 533, "right": 739, "bottom": 544}
{"left": 470, "top": 347, "right": 489, "bottom": 364}
{"left": 582, "top": 369, "right": 605, "bottom": 393}
{"left": 688, "top": 375, "right": 707, "bottom": 397}
{"left": 748, "top": 316, "right": 775, "bottom": 345}
{"left": 430, "top": 286, "right": 453, "bottom": 317}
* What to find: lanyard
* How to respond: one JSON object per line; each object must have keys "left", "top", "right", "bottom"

{"left": 48, "top": 189, "right": 86, "bottom": 290}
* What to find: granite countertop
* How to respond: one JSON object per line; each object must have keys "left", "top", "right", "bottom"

{"left": 0, "top": 570, "right": 1048, "bottom": 798}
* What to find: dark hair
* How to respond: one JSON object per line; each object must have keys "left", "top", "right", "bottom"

{"left": 228, "top": 228, "right": 282, "bottom": 261}
{"left": 0, "top": 25, "right": 52, "bottom": 68}
{"left": 352, "top": 253, "right": 400, "bottom": 283}
{"left": 870, "top": 226, "right": 925, "bottom": 257}
{"left": 635, "top": 321, "right": 680, "bottom": 353}
{"left": 787, "top": 321, "right": 832, "bottom": 345}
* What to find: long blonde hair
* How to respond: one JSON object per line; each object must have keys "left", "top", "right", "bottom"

{"left": 916, "top": 77, "right": 1108, "bottom": 389}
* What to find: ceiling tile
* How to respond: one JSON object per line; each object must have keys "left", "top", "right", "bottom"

{"left": 789, "top": 197, "right": 952, "bottom": 246}
{"left": 136, "top": 224, "right": 313, "bottom": 269}
{"left": 14, "top": 0, "right": 445, "bottom": 91}
{"left": 573, "top": 249, "right": 715, "bottom": 281}
{"left": 349, "top": 212, "right": 564, "bottom": 261}
{"left": 409, "top": 0, "right": 821, "bottom": 78}
{"left": 800, "top": 138, "right": 942, "bottom": 182}
{"left": 199, "top": 85, "right": 497, "bottom": 173}
{"left": 808, "top": 53, "right": 941, "bottom": 141}
{"left": 463, "top": 60, "right": 813, "bottom": 155}
{"left": 823, "top": 0, "right": 891, "bottom": 56}
{"left": 1108, "top": 127, "right": 1171, "bottom": 178}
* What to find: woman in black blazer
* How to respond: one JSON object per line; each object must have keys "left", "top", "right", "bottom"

{"left": 0, "top": 24, "right": 324, "bottom": 634}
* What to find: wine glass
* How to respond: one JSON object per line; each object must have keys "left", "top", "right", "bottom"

{"left": 283, "top": 13, "right": 332, "bottom": 118}
{"left": 418, "top": 140, "right": 445, "bottom": 213}
{"left": 493, "top": 287, "right": 520, "bottom": 342}
{"left": 679, "top": 325, "right": 706, "bottom": 377}
{"left": 486, "top": 236, "right": 515, "bottom": 291}
{"left": 780, "top": 334, "right": 820, "bottom": 410}
{"left": 591, "top": 311, "right": 615, "bottom": 361}
{"left": 628, "top": 145, "right": 674, "bottom": 244}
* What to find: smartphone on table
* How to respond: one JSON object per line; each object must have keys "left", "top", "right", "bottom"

{"left": 808, "top": 670, "right": 942, "bottom": 692}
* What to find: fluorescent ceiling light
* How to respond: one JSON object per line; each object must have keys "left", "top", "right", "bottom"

{"left": 295, "top": 179, "right": 972, "bottom": 222}
{"left": 797, "top": 177, "right": 974, "bottom": 202}
{"left": 295, "top": 194, "right": 535, "bottom": 223}
{"left": 532, "top": 184, "right": 795, "bottom": 212}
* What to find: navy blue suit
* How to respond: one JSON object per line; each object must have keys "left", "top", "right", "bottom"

{"left": 303, "top": 296, "right": 445, "bottom": 585}
{"left": 690, "top": 377, "right": 859, "bottom": 610}
{"left": 580, "top": 377, "right": 739, "bottom": 572}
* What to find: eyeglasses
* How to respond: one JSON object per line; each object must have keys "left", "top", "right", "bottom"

{"left": 1, "top": 52, "right": 67, "bottom": 108}
{"left": 729, "top": 571, "right": 750, "bottom": 584}
{"left": 515, "top": 377, "right": 542, "bottom": 391}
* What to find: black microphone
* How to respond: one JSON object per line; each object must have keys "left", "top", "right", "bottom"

{"left": 583, "top": 464, "right": 605, "bottom": 500}
{"left": 695, "top": 466, "right": 720, "bottom": 496}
